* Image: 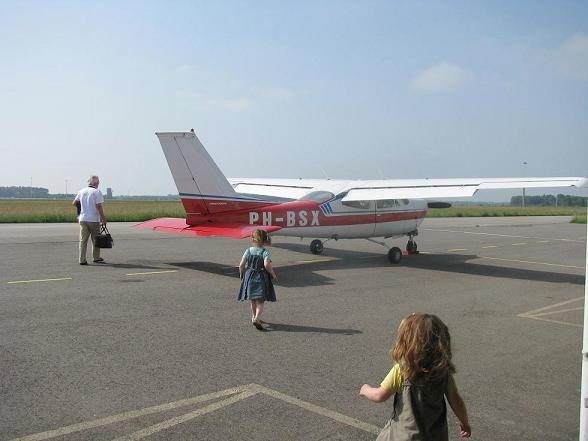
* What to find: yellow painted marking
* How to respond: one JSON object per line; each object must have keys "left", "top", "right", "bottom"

{"left": 447, "top": 248, "right": 468, "bottom": 252}
{"left": 7, "top": 278, "right": 72, "bottom": 285}
{"left": 424, "top": 228, "right": 583, "bottom": 243}
{"left": 293, "top": 259, "right": 332, "bottom": 264}
{"left": 419, "top": 251, "right": 432, "bottom": 254}
{"left": 480, "top": 256, "right": 584, "bottom": 269}
{"left": 125, "top": 270, "right": 178, "bottom": 276}
{"left": 481, "top": 245, "right": 498, "bottom": 249}
{"left": 511, "top": 242, "right": 527, "bottom": 246}
{"left": 10, "top": 383, "right": 380, "bottom": 440}
{"left": 537, "top": 240, "right": 550, "bottom": 243}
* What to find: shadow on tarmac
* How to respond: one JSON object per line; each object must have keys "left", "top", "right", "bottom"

{"left": 261, "top": 322, "right": 362, "bottom": 335}
{"left": 168, "top": 242, "right": 584, "bottom": 287}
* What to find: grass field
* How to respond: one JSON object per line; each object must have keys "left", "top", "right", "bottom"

{"left": 0, "top": 199, "right": 586, "bottom": 223}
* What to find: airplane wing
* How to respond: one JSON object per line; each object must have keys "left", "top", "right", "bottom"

{"left": 135, "top": 218, "right": 282, "bottom": 239}
{"left": 230, "top": 177, "right": 588, "bottom": 201}
{"left": 229, "top": 178, "right": 335, "bottom": 200}
{"left": 341, "top": 177, "right": 588, "bottom": 201}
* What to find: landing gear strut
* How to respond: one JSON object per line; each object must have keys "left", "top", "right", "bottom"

{"left": 406, "top": 232, "right": 418, "bottom": 254}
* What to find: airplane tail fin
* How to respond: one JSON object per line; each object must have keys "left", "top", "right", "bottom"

{"left": 156, "top": 132, "right": 268, "bottom": 224}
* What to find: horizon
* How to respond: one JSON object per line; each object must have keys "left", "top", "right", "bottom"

{"left": 0, "top": 2, "right": 586, "bottom": 201}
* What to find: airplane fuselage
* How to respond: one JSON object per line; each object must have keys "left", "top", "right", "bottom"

{"left": 180, "top": 195, "right": 427, "bottom": 239}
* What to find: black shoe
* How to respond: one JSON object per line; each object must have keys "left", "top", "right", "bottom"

{"left": 253, "top": 320, "right": 264, "bottom": 331}
{"left": 80, "top": 261, "right": 88, "bottom": 265}
{"left": 93, "top": 258, "right": 105, "bottom": 263}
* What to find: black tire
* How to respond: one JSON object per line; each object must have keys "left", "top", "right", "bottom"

{"left": 388, "top": 247, "right": 402, "bottom": 264}
{"left": 406, "top": 240, "right": 418, "bottom": 254}
{"left": 310, "top": 239, "right": 324, "bottom": 255}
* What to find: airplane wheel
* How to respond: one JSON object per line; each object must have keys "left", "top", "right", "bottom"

{"left": 406, "top": 240, "right": 418, "bottom": 254}
{"left": 310, "top": 239, "right": 324, "bottom": 255}
{"left": 388, "top": 247, "right": 402, "bottom": 264}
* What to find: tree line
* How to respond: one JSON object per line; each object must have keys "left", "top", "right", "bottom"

{"left": 510, "top": 194, "right": 587, "bottom": 207}
{"left": 0, "top": 186, "right": 49, "bottom": 198}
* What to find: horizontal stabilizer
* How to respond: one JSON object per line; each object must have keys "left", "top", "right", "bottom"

{"left": 135, "top": 218, "right": 282, "bottom": 239}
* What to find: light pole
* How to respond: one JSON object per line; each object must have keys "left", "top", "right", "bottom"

{"left": 65, "top": 179, "right": 68, "bottom": 196}
{"left": 522, "top": 162, "right": 527, "bottom": 208}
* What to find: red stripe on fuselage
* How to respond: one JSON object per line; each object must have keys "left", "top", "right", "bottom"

{"left": 182, "top": 197, "right": 426, "bottom": 228}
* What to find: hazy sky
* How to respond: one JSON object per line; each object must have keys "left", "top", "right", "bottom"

{"left": 0, "top": 1, "right": 586, "bottom": 200}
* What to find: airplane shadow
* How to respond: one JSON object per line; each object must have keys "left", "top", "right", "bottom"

{"left": 167, "top": 243, "right": 584, "bottom": 288}
{"left": 260, "top": 322, "right": 361, "bottom": 335}
{"left": 403, "top": 253, "right": 585, "bottom": 286}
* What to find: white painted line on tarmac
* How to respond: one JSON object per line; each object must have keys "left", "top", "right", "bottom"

{"left": 7, "top": 277, "right": 72, "bottom": 285}
{"left": 110, "top": 390, "right": 258, "bottom": 441}
{"left": 518, "top": 297, "right": 583, "bottom": 329}
{"left": 519, "top": 297, "right": 583, "bottom": 316}
{"left": 248, "top": 384, "right": 381, "bottom": 435}
{"left": 532, "top": 307, "right": 583, "bottom": 317}
{"left": 125, "top": 270, "right": 178, "bottom": 276}
{"left": 447, "top": 248, "right": 468, "bottom": 252}
{"left": 9, "top": 385, "right": 248, "bottom": 441}
{"left": 10, "top": 383, "right": 380, "bottom": 440}
{"left": 481, "top": 245, "right": 498, "bottom": 249}
{"left": 423, "top": 228, "right": 584, "bottom": 243}
{"left": 511, "top": 242, "right": 527, "bottom": 246}
{"left": 479, "top": 256, "right": 584, "bottom": 269}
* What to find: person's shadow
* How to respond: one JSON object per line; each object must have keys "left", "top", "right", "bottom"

{"left": 260, "top": 322, "right": 361, "bottom": 335}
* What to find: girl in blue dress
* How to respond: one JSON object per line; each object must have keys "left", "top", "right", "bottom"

{"left": 237, "top": 229, "right": 278, "bottom": 330}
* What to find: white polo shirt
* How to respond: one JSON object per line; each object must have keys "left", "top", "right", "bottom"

{"left": 74, "top": 186, "right": 104, "bottom": 223}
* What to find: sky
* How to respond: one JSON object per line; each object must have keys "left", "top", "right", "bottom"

{"left": 0, "top": 0, "right": 586, "bottom": 201}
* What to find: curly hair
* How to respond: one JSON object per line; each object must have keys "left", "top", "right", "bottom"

{"left": 391, "top": 313, "right": 455, "bottom": 384}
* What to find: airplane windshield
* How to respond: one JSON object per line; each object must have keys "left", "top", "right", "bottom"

{"left": 300, "top": 191, "right": 335, "bottom": 202}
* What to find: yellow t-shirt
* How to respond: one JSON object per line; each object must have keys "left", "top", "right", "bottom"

{"left": 380, "top": 364, "right": 456, "bottom": 394}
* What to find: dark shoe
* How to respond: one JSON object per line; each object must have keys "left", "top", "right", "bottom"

{"left": 253, "top": 320, "right": 264, "bottom": 331}
{"left": 93, "top": 258, "right": 105, "bottom": 263}
{"left": 80, "top": 261, "right": 88, "bottom": 265}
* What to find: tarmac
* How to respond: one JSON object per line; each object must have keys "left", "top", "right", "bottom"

{"left": 0, "top": 216, "right": 586, "bottom": 440}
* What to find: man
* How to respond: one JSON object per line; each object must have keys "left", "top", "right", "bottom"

{"left": 73, "top": 175, "right": 107, "bottom": 265}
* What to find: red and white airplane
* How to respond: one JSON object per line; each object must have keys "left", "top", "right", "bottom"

{"left": 136, "top": 131, "right": 587, "bottom": 263}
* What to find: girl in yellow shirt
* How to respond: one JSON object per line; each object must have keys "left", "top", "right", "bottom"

{"left": 360, "top": 313, "right": 471, "bottom": 440}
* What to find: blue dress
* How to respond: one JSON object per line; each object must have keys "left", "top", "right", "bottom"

{"left": 237, "top": 247, "right": 276, "bottom": 302}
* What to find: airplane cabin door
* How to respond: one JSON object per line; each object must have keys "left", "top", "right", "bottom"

{"left": 327, "top": 198, "right": 376, "bottom": 238}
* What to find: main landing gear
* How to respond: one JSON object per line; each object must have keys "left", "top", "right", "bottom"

{"left": 310, "top": 239, "right": 324, "bottom": 255}
{"left": 308, "top": 231, "right": 419, "bottom": 263}
{"left": 366, "top": 231, "right": 420, "bottom": 264}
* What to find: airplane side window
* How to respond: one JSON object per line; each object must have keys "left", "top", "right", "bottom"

{"left": 342, "top": 200, "right": 372, "bottom": 209}
{"left": 376, "top": 199, "right": 399, "bottom": 209}
{"left": 400, "top": 199, "right": 409, "bottom": 205}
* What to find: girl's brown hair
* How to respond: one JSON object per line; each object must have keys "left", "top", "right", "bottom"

{"left": 251, "top": 229, "right": 271, "bottom": 245}
{"left": 391, "top": 313, "right": 455, "bottom": 384}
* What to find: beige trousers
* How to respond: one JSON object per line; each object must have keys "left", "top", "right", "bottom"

{"left": 79, "top": 221, "right": 101, "bottom": 263}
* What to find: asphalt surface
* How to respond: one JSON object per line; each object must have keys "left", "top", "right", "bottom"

{"left": 0, "top": 216, "right": 586, "bottom": 440}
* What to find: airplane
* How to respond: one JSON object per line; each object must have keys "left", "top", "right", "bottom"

{"left": 136, "top": 131, "right": 588, "bottom": 263}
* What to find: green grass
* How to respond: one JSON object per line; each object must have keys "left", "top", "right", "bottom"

{"left": 428, "top": 205, "right": 587, "bottom": 223}
{"left": 0, "top": 200, "right": 585, "bottom": 223}
{"left": 0, "top": 199, "right": 185, "bottom": 223}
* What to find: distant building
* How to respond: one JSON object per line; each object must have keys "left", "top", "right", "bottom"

{"left": 106, "top": 188, "right": 113, "bottom": 199}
